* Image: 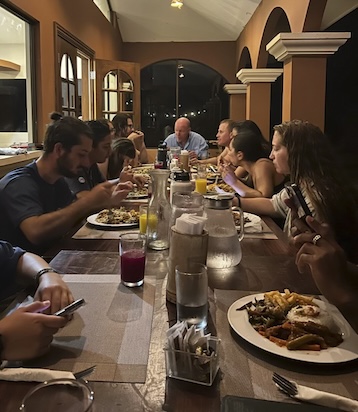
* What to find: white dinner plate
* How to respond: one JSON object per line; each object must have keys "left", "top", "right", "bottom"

{"left": 86, "top": 213, "right": 139, "bottom": 229}
{"left": 227, "top": 293, "right": 358, "bottom": 364}
{"left": 232, "top": 210, "right": 262, "bottom": 232}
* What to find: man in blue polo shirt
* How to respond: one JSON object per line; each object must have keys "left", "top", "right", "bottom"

{"left": 164, "top": 117, "right": 208, "bottom": 160}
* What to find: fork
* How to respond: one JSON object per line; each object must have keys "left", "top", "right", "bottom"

{"left": 74, "top": 365, "right": 96, "bottom": 380}
{"left": 272, "top": 372, "right": 298, "bottom": 397}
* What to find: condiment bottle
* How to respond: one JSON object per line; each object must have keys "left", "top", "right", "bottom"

{"left": 156, "top": 141, "right": 168, "bottom": 169}
{"left": 170, "top": 171, "right": 192, "bottom": 204}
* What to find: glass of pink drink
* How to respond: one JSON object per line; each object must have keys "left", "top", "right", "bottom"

{"left": 119, "top": 233, "right": 146, "bottom": 287}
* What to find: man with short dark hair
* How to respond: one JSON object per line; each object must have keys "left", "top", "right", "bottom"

{"left": 198, "top": 119, "right": 235, "bottom": 165}
{"left": 0, "top": 115, "right": 132, "bottom": 253}
{"left": 65, "top": 120, "right": 111, "bottom": 197}
{"left": 65, "top": 120, "right": 145, "bottom": 198}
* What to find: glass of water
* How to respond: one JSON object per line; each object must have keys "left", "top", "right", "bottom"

{"left": 175, "top": 263, "right": 208, "bottom": 329}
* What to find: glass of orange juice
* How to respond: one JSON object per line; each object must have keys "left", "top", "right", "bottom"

{"left": 195, "top": 164, "right": 207, "bottom": 194}
{"left": 139, "top": 205, "right": 158, "bottom": 234}
{"left": 139, "top": 205, "right": 148, "bottom": 234}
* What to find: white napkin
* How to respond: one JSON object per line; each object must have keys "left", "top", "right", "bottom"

{"left": 243, "top": 214, "right": 262, "bottom": 233}
{"left": 0, "top": 367, "right": 74, "bottom": 382}
{"left": 295, "top": 383, "right": 358, "bottom": 412}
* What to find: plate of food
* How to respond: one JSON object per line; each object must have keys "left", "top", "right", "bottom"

{"left": 207, "top": 182, "right": 235, "bottom": 193}
{"left": 227, "top": 290, "right": 358, "bottom": 363}
{"left": 127, "top": 187, "right": 149, "bottom": 199}
{"left": 131, "top": 165, "right": 154, "bottom": 175}
{"left": 87, "top": 207, "right": 140, "bottom": 228}
{"left": 232, "top": 210, "right": 262, "bottom": 231}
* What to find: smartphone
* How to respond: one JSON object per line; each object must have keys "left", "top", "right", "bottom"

{"left": 285, "top": 183, "right": 312, "bottom": 218}
{"left": 54, "top": 298, "right": 86, "bottom": 317}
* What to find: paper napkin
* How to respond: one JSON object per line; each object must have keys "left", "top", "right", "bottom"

{"left": 295, "top": 383, "right": 358, "bottom": 412}
{"left": 0, "top": 367, "right": 74, "bottom": 382}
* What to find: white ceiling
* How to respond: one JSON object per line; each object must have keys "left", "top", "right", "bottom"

{"left": 109, "top": 0, "right": 358, "bottom": 43}
{"left": 109, "top": 0, "right": 262, "bottom": 42}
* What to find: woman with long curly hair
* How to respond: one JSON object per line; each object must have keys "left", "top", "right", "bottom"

{"left": 240, "top": 120, "right": 358, "bottom": 259}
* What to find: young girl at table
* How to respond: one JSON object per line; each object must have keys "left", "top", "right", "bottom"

{"left": 239, "top": 119, "right": 358, "bottom": 260}
{"left": 219, "top": 127, "right": 285, "bottom": 198}
{"left": 98, "top": 138, "right": 145, "bottom": 189}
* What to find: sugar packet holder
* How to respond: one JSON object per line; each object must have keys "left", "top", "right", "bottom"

{"left": 165, "top": 321, "right": 220, "bottom": 386}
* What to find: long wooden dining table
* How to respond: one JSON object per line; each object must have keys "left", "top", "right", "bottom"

{"left": 1, "top": 214, "right": 357, "bottom": 412}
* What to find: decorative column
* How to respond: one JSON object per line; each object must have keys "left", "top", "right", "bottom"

{"left": 223, "top": 84, "right": 247, "bottom": 121}
{"left": 236, "top": 69, "right": 283, "bottom": 140}
{"left": 266, "top": 32, "right": 351, "bottom": 130}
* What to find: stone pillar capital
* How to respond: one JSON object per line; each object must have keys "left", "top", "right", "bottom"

{"left": 266, "top": 32, "right": 351, "bottom": 62}
{"left": 223, "top": 84, "right": 247, "bottom": 94}
{"left": 236, "top": 68, "right": 283, "bottom": 84}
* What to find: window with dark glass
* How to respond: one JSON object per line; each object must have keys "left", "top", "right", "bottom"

{"left": 141, "top": 60, "right": 229, "bottom": 148}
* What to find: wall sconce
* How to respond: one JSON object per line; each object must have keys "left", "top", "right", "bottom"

{"left": 171, "top": 0, "right": 184, "bottom": 9}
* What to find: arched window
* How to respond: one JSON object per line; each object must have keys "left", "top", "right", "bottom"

{"left": 141, "top": 60, "right": 229, "bottom": 147}
{"left": 60, "top": 53, "right": 76, "bottom": 117}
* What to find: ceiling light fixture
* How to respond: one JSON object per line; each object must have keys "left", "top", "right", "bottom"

{"left": 171, "top": 0, "right": 184, "bottom": 9}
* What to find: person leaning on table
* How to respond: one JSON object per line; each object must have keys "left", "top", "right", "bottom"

{"left": 0, "top": 113, "right": 133, "bottom": 254}
{"left": 0, "top": 240, "right": 73, "bottom": 361}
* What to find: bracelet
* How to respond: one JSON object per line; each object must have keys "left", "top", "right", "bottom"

{"left": 234, "top": 192, "right": 241, "bottom": 207}
{"left": 35, "top": 267, "right": 59, "bottom": 285}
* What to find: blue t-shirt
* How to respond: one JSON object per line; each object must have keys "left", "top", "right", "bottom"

{"left": 0, "top": 161, "right": 74, "bottom": 253}
{"left": 164, "top": 131, "right": 208, "bottom": 159}
{"left": 65, "top": 164, "right": 105, "bottom": 196}
{"left": 0, "top": 240, "right": 25, "bottom": 301}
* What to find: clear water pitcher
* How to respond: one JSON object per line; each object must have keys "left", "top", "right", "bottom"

{"left": 204, "top": 194, "right": 244, "bottom": 268}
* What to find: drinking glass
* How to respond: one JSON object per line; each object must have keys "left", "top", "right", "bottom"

{"left": 175, "top": 263, "right": 208, "bottom": 329}
{"left": 139, "top": 205, "right": 148, "bottom": 234}
{"left": 195, "top": 164, "right": 207, "bottom": 194}
{"left": 19, "top": 378, "right": 94, "bottom": 412}
{"left": 119, "top": 233, "right": 146, "bottom": 287}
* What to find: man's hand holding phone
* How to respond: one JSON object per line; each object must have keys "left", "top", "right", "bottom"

{"left": 54, "top": 298, "right": 86, "bottom": 317}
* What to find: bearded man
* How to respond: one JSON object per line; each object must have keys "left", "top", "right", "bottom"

{"left": 0, "top": 114, "right": 132, "bottom": 253}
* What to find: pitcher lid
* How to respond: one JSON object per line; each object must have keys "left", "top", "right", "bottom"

{"left": 203, "top": 193, "right": 234, "bottom": 209}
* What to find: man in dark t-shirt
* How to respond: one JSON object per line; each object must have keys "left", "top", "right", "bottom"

{"left": 65, "top": 120, "right": 110, "bottom": 197}
{"left": 0, "top": 115, "right": 132, "bottom": 253}
{"left": 0, "top": 161, "right": 74, "bottom": 252}
{"left": 66, "top": 120, "right": 146, "bottom": 198}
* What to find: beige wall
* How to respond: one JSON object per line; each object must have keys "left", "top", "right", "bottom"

{"left": 236, "top": 0, "right": 327, "bottom": 69}
{"left": 5, "top": 0, "right": 123, "bottom": 139}
{"left": 122, "top": 42, "right": 237, "bottom": 83}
